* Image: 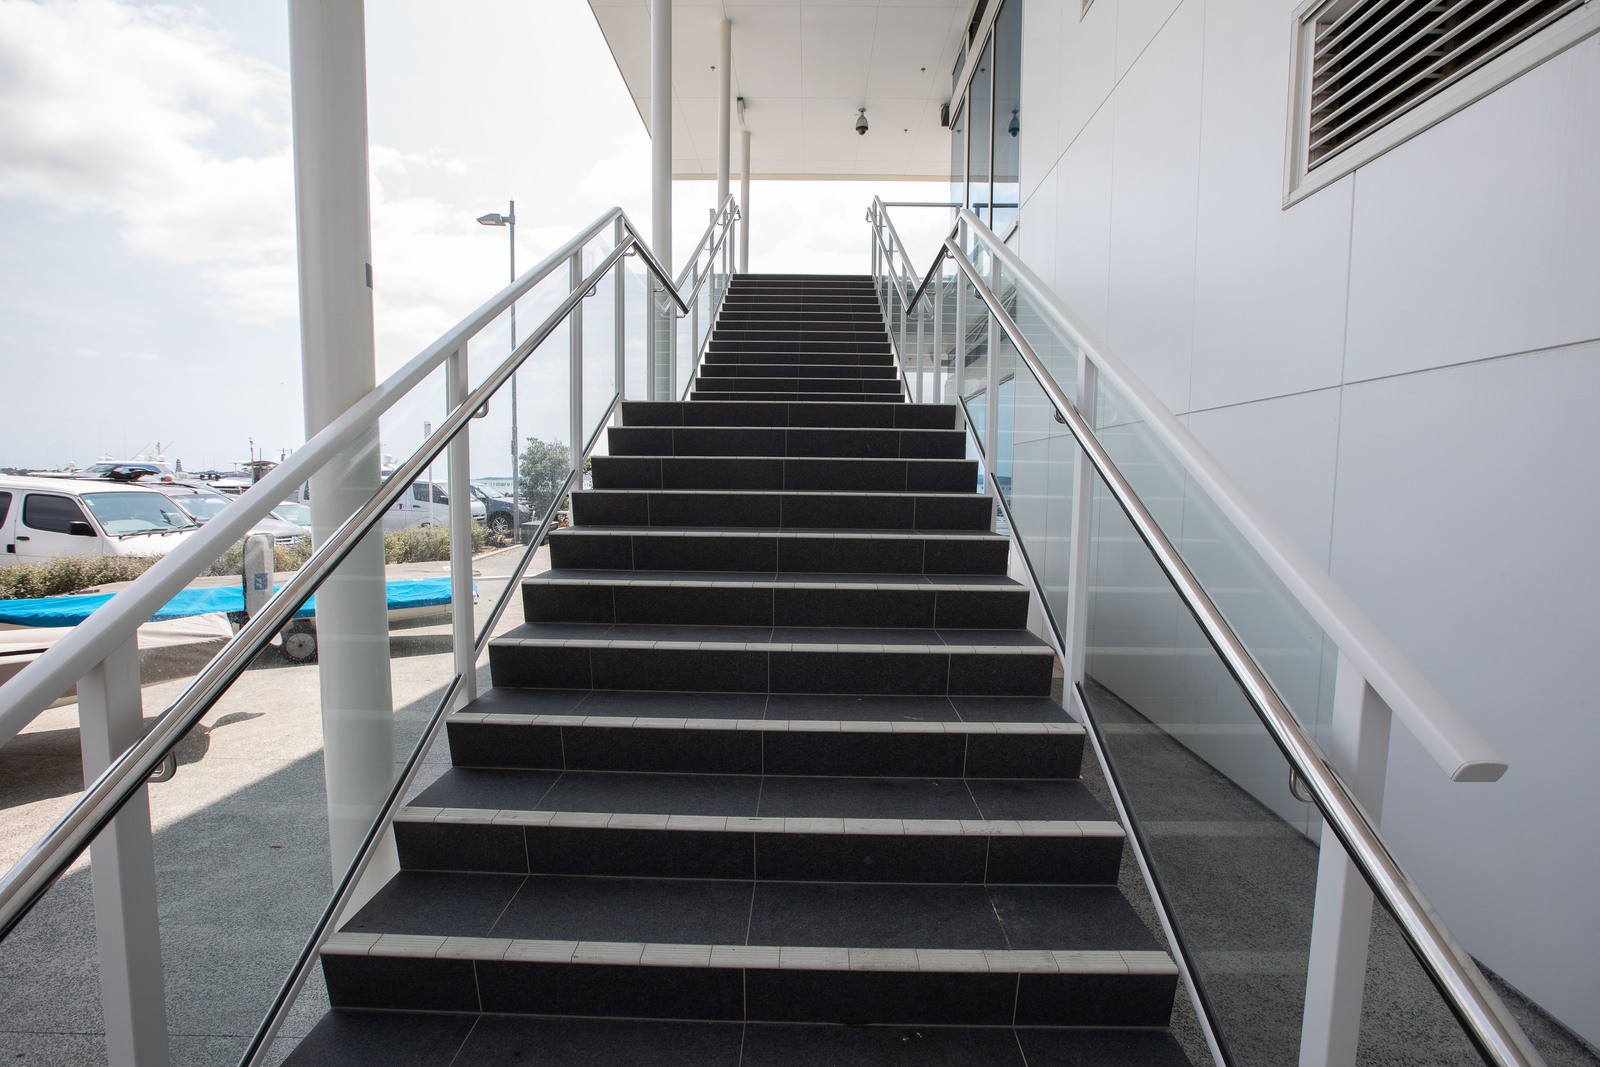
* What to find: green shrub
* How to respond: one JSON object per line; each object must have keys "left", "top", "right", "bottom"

{"left": 0, "top": 555, "right": 162, "bottom": 600}
{"left": 0, "top": 524, "right": 485, "bottom": 601}
{"left": 382, "top": 524, "right": 487, "bottom": 564}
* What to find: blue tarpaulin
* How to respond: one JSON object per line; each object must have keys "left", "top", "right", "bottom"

{"left": 0, "top": 576, "right": 464, "bottom": 628}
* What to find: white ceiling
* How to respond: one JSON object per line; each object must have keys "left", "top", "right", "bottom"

{"left": 587, "top": 0, "right": 968, "bottom": 180}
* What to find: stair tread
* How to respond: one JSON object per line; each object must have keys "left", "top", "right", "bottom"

{"left": 451, "top": 688, "right": 1071, "bottom": 722}
{"left": 552, "top": 526, "right": 1003, "bottom": 538}
{"left": 335, "top": 872, "right": 1164, "bottom": 954}
{"left": 397, "top": 807, "right": 1120, "bottom": 839}
{"left": 284, "top": 1011, "right": 1194, "bottom": 1067}
{"left": 490, "top": 620, "right": 1053, "bottom": 650}
{"left": 412, "top": 769, "right": 1109, "bottom": 821}
{"left": 524, "top": 568, "right": 1021, "bottom": 589}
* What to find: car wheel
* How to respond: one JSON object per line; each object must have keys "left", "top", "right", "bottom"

{"left": 282, "top": 625, "right": 318, "bottom": 663}
{"left": 488, "top": 513, "right": 512, "bottom": 536}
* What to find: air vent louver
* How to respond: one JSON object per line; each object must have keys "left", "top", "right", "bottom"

{"left": 1306, "top": 0, "right": 1584, "bottom": 169}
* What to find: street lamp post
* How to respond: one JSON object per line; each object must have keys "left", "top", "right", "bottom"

{"left": 476, "top": 201, "right": 519, "bottom": 540}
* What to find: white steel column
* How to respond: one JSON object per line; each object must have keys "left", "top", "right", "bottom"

{"left": 446, "top": 347, "right": 475, "bottom": 709}
{"left": 651, "top": 0, "right": 673, "bottom": 401}
{"left": 1299, "top": 652, "right": 1392, "bottom": 1067}
{"left": 931, "top": 270, "right": 943, "bottom": 404}
{"left": 79, "top": 636, "right": 169, "bottom": 1066}
{"left": 739, "top": 128, "right": 750, "bottom": 273}
{"left": 716, "top": 19, "right": 731, "bottom": 208}
{"left": 288, "top": 0, "right": 398, "bottom": 894}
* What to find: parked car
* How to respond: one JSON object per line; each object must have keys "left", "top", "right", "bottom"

{"left": 156, "top": 481, "right": 311, "bottom": 546}
{"left": 469, "top": 482, "right": 532, "bottom": 537}
{"left": 381, "top": 479, "right": 486, "bottom": 532}
{"left": 0, "top": 476, "right": 198, "bottom": 567}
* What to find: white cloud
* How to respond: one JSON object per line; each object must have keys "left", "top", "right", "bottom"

{"left": 0, "top": 0, "right": 297, "bottom": 320}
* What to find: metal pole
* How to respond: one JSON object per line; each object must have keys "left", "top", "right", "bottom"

{"left": 716, "top": 18, "right": 731, "bottom": 208}
{"left": 509, "top": 200, "right": 520, "bottom": 543}
{"left": 1300, "top": 652, "right": 1392, "bottom": 1067}
{"left": 1064, "top": 357, "right": 1095, "bottom": 684}
{"left": 915, "top": 298, "right": 925, "bottom": 403}
{"left": 953, "top": 219, "right": 967, "bottom": 401}
{"left": 613, "top": 216, "right": 626, "bottom": 417}
{"left": 570, "top": 252, "right": 584, "bottom": 476}
{"left": 651, "top": 0, "right": 673, "bottom": 400}
{"left": 78, "top": 636, "right": 169, "bottom": 1066}
{"left": 932, "top": 268, "right": 943, "bottom": 404}
{"left": 739, "top": 128, "right": 750, "bottom": 273}
{"left": 984, "top": 245, "right": 1000, "bottom": 485}
{"left": 446, "top": 347, "right": 476, "bottom": 709}
{"left": 288, "top": 0, "right": 397, "bottom": 901}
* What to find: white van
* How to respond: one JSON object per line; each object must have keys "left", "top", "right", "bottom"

{"left": 382, "top": 479, "right": 487, "bottom": 533}
{"left": 0, "top": 477, "right": 200, "bottom": 568}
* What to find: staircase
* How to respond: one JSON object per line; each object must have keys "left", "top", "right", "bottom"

{"left": 286, "top": 275, "right": 1192, "bottom": 1064}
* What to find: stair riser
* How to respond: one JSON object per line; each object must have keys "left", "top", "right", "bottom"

{"left": 591, "top": 456, "right": 979, "bottom": 492}
{"left": 703, "top": 350, "right": 893, "bottom": 366}
{"left": 486, "top": 646, "right": 1054, "bottom": 698}
{"left": 548, "top": 532, "right": 1010, "bottom": 574}
{"left": 607, "top": 426, "right": 966, "bottom": 459}
{"left": 711, "top": 330, "right": 890, "bottom": 345}
{"left": 571, "top": 492, "right": 990, "bottom": 531}
{"left": 699, "top": 363, "right": 900, "bottom": 380}
{"left": 523, "top": 583, "right": 1030, "bottom": 629}
{"left": 394, "top": 823, "right": 1119, "bottom": 884}
{"left": 322, "top": 956, "right": 1175, "bottom": 1027}
{"left": 693, "top": 392, "right": 903, "bottom": 404}
{"left": 696, "top": 378, "right": 902, "bottom": 394}
{"left": 708, "top": 341, "right": 890, "bottom": 355}
{"left": 621, "top": 401, "right": 956, "bottom": 430}
{"left": 716, "top": 313, "right": 888, "bottom": 326}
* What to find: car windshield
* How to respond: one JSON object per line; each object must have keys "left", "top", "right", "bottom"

{"left": 165, "top": 489, "right": 231, "bottom": 523}
{"left": 81, "top": 492, "right": 196, "bottom": 535}
{"left": 275, "top": 503, "right": 312, "bottom": 525}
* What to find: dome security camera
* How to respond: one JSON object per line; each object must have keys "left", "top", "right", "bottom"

{"left": 855, "top": 107, "right": 869, "bottom": 136}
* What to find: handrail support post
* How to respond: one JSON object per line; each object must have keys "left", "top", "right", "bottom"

{"left": 932, "top": 267, "right": 943, "bottom": 405}
{"left": 983, "top": 250, "right": 1001, "bottom": 499}
{"left": 446, "top": 346, "right": 476, "bottom": 710}
{"left": 79, "top": 635, "right": 170, "bottom": 1066}
{"left": 569, "top": 251, "right": 584, "bottom": 474}
{"left": 1299, "top": 652, "right": 1392, "bottom": 1067}
{"left": 613, "top": 222, "right": 626, "bottom": 418}
{"left": 1064, "top": 357, "right": 1096, "bottom": 686}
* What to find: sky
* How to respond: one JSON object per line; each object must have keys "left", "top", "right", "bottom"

{"left": 0, "top": 0, "right": 953, "bottom": 476}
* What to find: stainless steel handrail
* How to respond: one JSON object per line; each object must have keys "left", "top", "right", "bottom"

{"left": 0, "top": 238, "right": 636, "bottom": 942}
{"left": 678, "top": 207, "right": 741, "bottom": 402}
{"left": 944, "top": 240, "right": 1543, "bottom": 1067}
{"left": 237, "top": 397, "right": 616, "bottom": 1067}
{"left": 675, "top": 194, "right": 738, "bottom": 293}
{"left": 0, "top": 206, "right": 688, "bottom": 751}
{"left": 893, "top": 205, "right": 1505, "bottom": 782}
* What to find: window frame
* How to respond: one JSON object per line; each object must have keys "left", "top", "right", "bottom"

{"left": 1283, "top": 0, "right": 1600, "bottom": 206}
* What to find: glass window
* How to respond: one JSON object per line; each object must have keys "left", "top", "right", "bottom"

{"left": 23, "top": 494, "right": 90, "bottom": 534}
{"left": 0, "top": 491, "right": 10, "bottom": 526}
{"left": 990, "top": 0, "right": 1022, "bottom": 234}
{"left": 966, "top": 36, "right": 993, "bottom": 224}
{"left": 81, "top": 492, "right": 195, "bottom": 536}
{"left": 412, "top": 483, "right": 431, "bottom": 503}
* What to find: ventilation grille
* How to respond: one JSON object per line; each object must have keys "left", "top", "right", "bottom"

{"left": 1306, "top": 0, "right": 1585, "bottom": 168}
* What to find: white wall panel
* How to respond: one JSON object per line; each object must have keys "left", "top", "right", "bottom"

{"left": 1189, "top": 0, "right": 1352, "bottom": 411}
{"left": 1187, "top": 387, "right": 1340, "bottom": 568}
{"left": 1020, "top": 178, "right": 1059, "bottom": 292}
{"left": 1019, "top": 0, "right": 1062, "bottom": 203}
{"left": 1114, "top": 0, "right": 1186, "bottom": 80}
{"left": 1056, "top": 0, "right": 1117, "bottom": 155}
{"left": 1343, "top": 37, "right": 1600, "bottom": 384}
{"left": 1330, "top": 342, "right": 1600, "bottom": 1047}
{"left": 1105, "top": 0, "right": 1203, "bottom": 413}
{"left": 1052, "top": 103, "right": 1114, "bottom": 338}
